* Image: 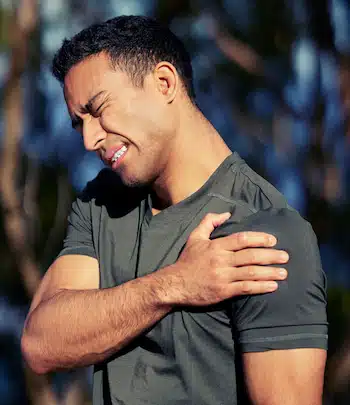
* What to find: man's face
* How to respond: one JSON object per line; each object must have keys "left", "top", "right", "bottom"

{"left": 64, "top": 52, "right": 176, "bottom": 187}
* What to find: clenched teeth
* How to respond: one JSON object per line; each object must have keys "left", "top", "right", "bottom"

{"left": 112, "top": 145, "right": 127, "bottom": 162}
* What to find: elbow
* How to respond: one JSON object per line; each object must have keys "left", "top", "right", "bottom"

{"left": 21, "top": 331, "right": 51, "bottom": 375}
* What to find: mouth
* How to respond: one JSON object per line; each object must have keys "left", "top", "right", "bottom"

{"left": 104, "top": 145, "right": 128, "bottom": 170}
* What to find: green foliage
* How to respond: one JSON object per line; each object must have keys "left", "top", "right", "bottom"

{"left": 0, "top": 6, "right": 12, "bottom": 50}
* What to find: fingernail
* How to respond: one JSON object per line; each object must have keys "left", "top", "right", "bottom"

{"left": 279, "top": 269, "right": 287, "bottom": 278}
{"left": 268, "top": 282, "right": 278, "bottom": 290}
{"left": 279, "top": 252, "right": 289, "bottom": 262}
{"left": 269, "top": 236, "right": 277, "bottom": 246}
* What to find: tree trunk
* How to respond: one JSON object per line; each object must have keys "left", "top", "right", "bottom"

{"left": 0, "top": 1, "right": 59, "bottom": 405}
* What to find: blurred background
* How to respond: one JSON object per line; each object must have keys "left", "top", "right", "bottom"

{"left": 0, "top": 0, "right": 349, "bottom": 404}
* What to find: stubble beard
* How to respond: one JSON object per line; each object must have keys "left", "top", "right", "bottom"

{"left": 118, "top": 161, "right": 159, "bottom": 191}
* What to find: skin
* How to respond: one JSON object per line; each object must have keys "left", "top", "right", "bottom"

{"left": 22, "top": 52, "right": 326, "bottom": 404}
{"left": 63, "top": 52, "right": 232, "bottom": 209}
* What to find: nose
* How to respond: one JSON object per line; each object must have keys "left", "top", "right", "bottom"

{"left": 82, "top": 116, "right": 106, "bottom": 151}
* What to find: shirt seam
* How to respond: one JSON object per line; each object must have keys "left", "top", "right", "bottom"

{"left": 207, "top": 192, "right": 258, "bottom": 214}
{"left": 59, "top": 246, "right": 96, "bottom": 256}
{"left": 233, "top": 165, "right": 274, "bottom": 208}
{"left": 239, "top": 333, "right": 328, "bottom": 344}
{"left": 61, "top": 246, "right": 95, "bottom": 251}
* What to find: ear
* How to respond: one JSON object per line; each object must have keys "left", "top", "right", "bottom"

{"left": 153, "top": 62, "right": 178, "bottom": 103}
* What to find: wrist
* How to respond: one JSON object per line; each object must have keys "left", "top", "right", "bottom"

{"left": 149, "top": 264, "right": 182, "bottom": 308}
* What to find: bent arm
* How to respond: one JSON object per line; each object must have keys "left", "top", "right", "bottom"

{"left": 21, "top": 255, "right": 173, "bottom": 374}
{"left": 243, "top": 348, "right": 327, "bottom": 405}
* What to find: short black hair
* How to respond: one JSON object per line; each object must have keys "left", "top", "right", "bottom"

{"left": 52, "top": 15, "right": 196, "bottom": 100}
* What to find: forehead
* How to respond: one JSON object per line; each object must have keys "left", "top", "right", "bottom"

{"left": 63, "top": 53, "right": 130, "bottom": 107}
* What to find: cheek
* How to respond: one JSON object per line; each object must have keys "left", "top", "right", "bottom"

{"left": 100, "top": 108, "right": 136, "bottom": 135}
{"left": 100, "top": 110, "right": 116, "bottom": 131}
{"left": 138, "top": 102, "right": 171, "bottom": 134}
{"left": 99, "top": 100, "right": 171, "bottom": 145}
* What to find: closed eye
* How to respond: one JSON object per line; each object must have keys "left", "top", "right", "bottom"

{"left": 94, "top": 101, "right": 105, "bottom": 115}
{"left": 84, "top": 102, "right": 104, "bottom": 119}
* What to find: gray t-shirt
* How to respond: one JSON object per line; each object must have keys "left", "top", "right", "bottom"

{"left": 59, "top": 152, "right": 327, "bottom": 405}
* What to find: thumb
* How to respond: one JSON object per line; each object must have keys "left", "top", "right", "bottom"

{"left": 191, "top": 212, "right": 231, "bottom": 240}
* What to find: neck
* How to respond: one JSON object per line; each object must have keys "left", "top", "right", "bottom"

{"left": 151, "top": 105, "right": 232, "bottom": 212}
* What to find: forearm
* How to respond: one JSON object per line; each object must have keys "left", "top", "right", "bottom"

{"left": 21, "top": 271, "right": 173, "bottom": 373}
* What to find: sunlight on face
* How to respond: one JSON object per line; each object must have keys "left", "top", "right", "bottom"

{"left": 63, "top": 52, "right": 178, "bottom": 187}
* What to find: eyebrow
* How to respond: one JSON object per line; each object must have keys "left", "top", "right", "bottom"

{"left": 81, "top": 90, "right": 106, "bottom": 113}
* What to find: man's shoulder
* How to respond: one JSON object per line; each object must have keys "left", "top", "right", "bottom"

{"left": 78, "top": 168, "right": 147, "bottom": 218}
{"left": 222, "top": 158, "right": 310, "bottom": 241}
{"left": 211, "top": 207, "right": 311, "bottom": 249}
{"left": 224, "top": 156, "right": 290, "bottom": 213}
{"left": 212, "top": 207, "right": 328, "bottom": 352}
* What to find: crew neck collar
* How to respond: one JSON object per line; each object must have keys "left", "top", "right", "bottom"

{"left": 144, "top": 152, "right": 240, "bottom": 227}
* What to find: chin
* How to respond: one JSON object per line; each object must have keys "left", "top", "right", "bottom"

{"left": 118, "top": 163, "right": 158, "bottom": 189}
{"left": 119, "top": 173, "right": 152, "bottom": 189}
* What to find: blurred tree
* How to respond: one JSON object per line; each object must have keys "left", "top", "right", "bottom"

{"left": 0, "top": 0, "right": 41, "bottom": 304}
{"left": 0, "top": 1, "right": 86, "bottom": 404}
{"left": 0, "top": 1, "right": 349, "bottom": 404}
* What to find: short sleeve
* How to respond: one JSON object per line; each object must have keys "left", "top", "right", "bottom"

{"left": 211, "top": 208, "right": 328, "bottom": 352}
{"left": 57, "top": 191, "right": 97, "bottom": 259}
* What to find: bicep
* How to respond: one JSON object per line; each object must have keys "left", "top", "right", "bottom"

{"left": 29, "top": 186, "right": 100, "bottom": 312}
{"left": 225, "top": 209, "right": 328, "bottom": 351}
{"left": 29, "top": 255, "right": 99, "bottom": 314}
{"left": 217, "top": 209, "right": 328, "bottom": 402}
{"left": 243, "top": 348, "right": 327, "bottom": 405}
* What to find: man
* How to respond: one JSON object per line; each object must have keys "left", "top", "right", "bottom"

{"left": 21, "top": 16, "right": 327, "bottom": 405}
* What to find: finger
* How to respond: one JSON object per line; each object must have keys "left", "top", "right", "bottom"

{"left": 230, "top": 248, "right": 289, "bottom": 267}
{"left": 222, "top": 266, "right": 288, "bottom": 283}
{"left": 190, "top": 212, "right": 231, "bottom": 240}
{"left": 214, "top": 231, "right": 277, "bottom": 251}
{"left": 228, "top": 281, "right": 279, "bottom": 297}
